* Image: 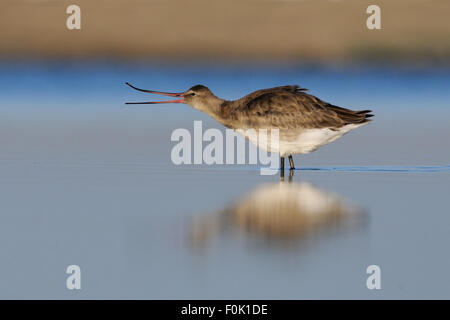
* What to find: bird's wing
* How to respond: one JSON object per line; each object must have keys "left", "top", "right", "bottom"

{"left": 237, "top": 85, "right": 307, "bottom": 103}
{"left": 232, "top": 88, "right": 371, "bottom": 129}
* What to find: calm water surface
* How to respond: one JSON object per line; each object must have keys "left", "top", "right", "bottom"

{"left": 0, "top": 61, "right": 449, "bottom": 298}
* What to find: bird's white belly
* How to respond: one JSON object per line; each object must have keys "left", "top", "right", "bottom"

{"left": 280, "top": 128, "right": 343, "bottom": 155}
{"left": 236, "top": 123, "right": 367, "bottom": 156}
{"left": 279, "top": 123, "right": 367, "bottom": 156}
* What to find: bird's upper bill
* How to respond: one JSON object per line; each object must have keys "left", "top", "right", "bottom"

{"left": 125, "top": 82, "right": 185, "bottom": 104}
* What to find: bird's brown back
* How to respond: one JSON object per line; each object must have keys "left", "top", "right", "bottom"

{"left": 219, "top": 85, "right": 372, "bottom": 130}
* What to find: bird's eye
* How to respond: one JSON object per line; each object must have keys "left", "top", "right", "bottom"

{"left": 190, "top": 92, "right": 196, "bottom": 96}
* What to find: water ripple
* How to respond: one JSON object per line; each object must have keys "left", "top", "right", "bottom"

{"left": 298, "top": 165, "right": 450, "bottom": 173}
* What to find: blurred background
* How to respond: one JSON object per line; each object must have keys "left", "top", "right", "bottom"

{"left": 2, "top": 0, "right": 450, "bottom": 63}
{"left": 1, "top": 0, "right": 450, "bottom": 299}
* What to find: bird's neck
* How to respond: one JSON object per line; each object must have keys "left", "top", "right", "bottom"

{"left": 198, "top": 97, "right": 228, "bottom": 120}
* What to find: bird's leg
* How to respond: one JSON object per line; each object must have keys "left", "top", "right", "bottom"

{"left": 288, "top": 155, "right": 295, "bottom": 170}
{"left": 288, "top": 168, "right": 294, "bottom": 183}
{"left": 280, "top": 156, "right": 285, "bottom": 181}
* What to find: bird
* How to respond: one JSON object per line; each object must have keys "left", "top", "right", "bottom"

{"left": 125, "top": 82, "right": 373, "bottom": 171}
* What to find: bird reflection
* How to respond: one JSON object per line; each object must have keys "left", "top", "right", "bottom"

{"left": 189, "top": 171, "right": 366, "bottom": 249}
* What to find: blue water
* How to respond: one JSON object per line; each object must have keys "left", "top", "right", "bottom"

{"left": 1, "top": 60, "right": 450, "bottom": 112}
{"left": 0, "top": 60, "right": 450, "bottom": 299}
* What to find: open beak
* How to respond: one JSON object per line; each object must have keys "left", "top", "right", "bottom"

{"left": 125, "top": 82, "right": 185, "bottom": 104}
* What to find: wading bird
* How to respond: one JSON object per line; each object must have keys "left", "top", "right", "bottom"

{"left": 125, "top": 83, "right": 373, "bottom": 172}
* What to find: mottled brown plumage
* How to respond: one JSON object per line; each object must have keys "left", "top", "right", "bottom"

{"left": 216, "top": 85, "right": 372, "bottom": 130}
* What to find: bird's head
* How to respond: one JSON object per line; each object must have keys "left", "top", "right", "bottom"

{"left": 182, "top": 85, "right": 220, "bottom": 111}
{"left": 125, "top": 83, "right": 222, "bottom": 114}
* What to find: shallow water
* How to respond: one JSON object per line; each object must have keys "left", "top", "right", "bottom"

{"left": 0, "top": 61, "right": 449, "bottom": 298}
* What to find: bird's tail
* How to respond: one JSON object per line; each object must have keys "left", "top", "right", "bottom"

{"left": 356, "top": 109, "right": 374, "bottom": 118}
{"left": 328, "top": 105, "right": 374, "bottom": 124}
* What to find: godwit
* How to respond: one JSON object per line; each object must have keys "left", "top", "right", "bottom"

{"left": 125, "top": 83, "right": 373, "bottom": 171}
